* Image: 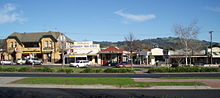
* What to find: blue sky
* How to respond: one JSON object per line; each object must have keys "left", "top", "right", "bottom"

{"left": 0, "top": 0, "right": 220, "bottom": 42}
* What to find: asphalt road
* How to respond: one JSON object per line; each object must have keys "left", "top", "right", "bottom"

{"left": 0, "top": 87, "right": 219, "bottom": 98}
{"left": 0, "top": 72, "right": 220, "bottom": 78}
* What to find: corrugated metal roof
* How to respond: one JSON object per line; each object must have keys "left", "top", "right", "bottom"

{"left": 8, "top": 31, "right": 73, "bottom": 42}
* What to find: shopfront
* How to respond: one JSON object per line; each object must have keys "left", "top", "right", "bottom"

{"left": 67, "top": 41, "right": 100, "bottom": 65}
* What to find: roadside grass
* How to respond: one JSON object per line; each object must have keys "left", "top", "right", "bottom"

{"left": 160, "top": 77, "right": 220, "bottom": 79}
{"left": 11, "top": 77, "right": 205, "bottom": 87}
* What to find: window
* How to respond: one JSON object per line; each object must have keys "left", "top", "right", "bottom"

{"left": 10, "top": 42, "right": 13, "bottom": 48}
{"left": 44, "top": 41, "right": 48, "bottom": 47}
{"left": 14, "top": 42, "right": 17, "bottom": 47}
{"left": 23, "top": 42, "right": 39, "bottom": 47}
{"left": 70, "top": 49, "right": 74, "bottom": 53}
{"left": 49, "top": 41, "right": 52, "bottom": 47}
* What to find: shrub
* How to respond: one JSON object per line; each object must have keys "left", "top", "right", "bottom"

{"left": 104, "top": 68, "right": 134, "bottom": 73}
{"left": 148, "top": 67, "right": 220, "bottom": 73}
{"left": 1, "top": 67, "right": 17, "bottom": 72}
{"left": 18, "top": 67, "right": 34, "bottom": 72}
{"left": 81, "top": 68, "right": 104, "bottom": 73}
{"left": 34, "top": 67, "right": 55, "bottom": 72}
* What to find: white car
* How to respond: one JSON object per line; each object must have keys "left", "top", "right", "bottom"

{"left": 26, "top": 58, "right": 42, "bottom": 65}
{"left": 70, "top": 60, "right": 90, "bottom": 67}
{"left": 16, "top": 59, "right": 26, "bottom": 65}
{"left": 0, "top": 60, "right": 13, "bottom": 65}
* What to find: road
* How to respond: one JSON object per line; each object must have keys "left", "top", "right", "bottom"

{"left": 0, "top": 87, "right": 219, "bottom": 98}
{"left": 0, "top": 72, "right": 220, "bottom": 78}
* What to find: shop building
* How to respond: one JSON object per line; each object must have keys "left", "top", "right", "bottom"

{"left": 67, "top": 41, "right": 101, "bottom": 65}
{"left": 99, "top": 46, "right": 127, "bottom": 65}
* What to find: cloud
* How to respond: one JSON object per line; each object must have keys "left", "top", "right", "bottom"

{"left": 0, "top": 3, "right": 26, "bottom": 24}
{"left": 205, "top": 6, "right": 220, "bottom": 12}
{"left": 114, "top": 10, "right": 156, "bottom": 23}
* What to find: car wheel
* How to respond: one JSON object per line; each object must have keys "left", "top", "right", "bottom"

{"left": 76, "top": 65, "right": 79, "bottom": 67}
{"left": 19, "top": 63, "right": 22, "bottom": 65}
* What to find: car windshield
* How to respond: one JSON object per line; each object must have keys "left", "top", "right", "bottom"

{"left": 75, "top": 61, "right": 80, "bottom": 63}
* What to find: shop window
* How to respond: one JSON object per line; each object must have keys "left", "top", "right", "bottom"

{"left": 70, "top": 49, "right": 74, "bottom": 53}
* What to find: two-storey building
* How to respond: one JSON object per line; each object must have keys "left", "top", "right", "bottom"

{"left": 6, "top": 31, "right": 74, "bottom": 63}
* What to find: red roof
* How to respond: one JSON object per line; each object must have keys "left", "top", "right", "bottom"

{"left": 101, "top": 46, "right": 124, "bottom": 51}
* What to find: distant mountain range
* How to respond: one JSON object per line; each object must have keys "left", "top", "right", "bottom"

{"left": 94, "top": 37, "right": 220, "bottom": 49}
{"left": 1, "top": 37, "right": 219, "bottom": 50}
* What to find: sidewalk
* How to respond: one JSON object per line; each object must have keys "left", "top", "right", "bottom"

{"left": 0, "top": 77, "right": 220, "bottom": 89}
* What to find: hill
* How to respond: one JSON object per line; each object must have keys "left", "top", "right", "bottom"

{"left": 94, "top": 37, "right": 219, "bottom": 49}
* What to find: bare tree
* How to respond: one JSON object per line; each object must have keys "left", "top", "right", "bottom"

{"left": 173, "top": 21, "right": 199, "bottom": 66}
{"left": 58, "top": 33, "right": 66, "bottom": 68}
{"left": 124, "top": 32, "right": 139, "bottom": 67}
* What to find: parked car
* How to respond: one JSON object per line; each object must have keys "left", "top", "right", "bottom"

{"left": 104, "top": 61, "right": 119, "bottom": 66}
{"left": 115, "top": 62, "right": 132, "bottom": 68}
{"left": 26, "top": 58, "right": 43, "bottom": 65}
{"left": 0, "top": 60, "right": 13, "bottom": 65}
{"left": 69, "top": 60, "right": 90, "bottom": 67}
{"left": 16, "top": 59, "right": 27, "bottom": 65}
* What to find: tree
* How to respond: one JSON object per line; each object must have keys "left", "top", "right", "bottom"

{"left": 124, "top": 32, "right": 140, "bottom": 66}
{"left": 173, "top": 21, "right": 200, "bottom": 65}
{"left": 58, "top": 33, "right": 66, "bottom": 68}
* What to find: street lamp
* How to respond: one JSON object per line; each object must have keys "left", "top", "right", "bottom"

{"left": 209, "top": 31, "right": 213, "bottom": 64}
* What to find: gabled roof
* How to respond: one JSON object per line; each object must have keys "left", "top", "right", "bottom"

{"left": 101, "top": 46, "right": 124, "bottom": 51}
{"left": 7, "top": 31, "right": 73, "bottom": 42}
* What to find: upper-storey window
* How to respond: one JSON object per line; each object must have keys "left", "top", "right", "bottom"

{"left": 44, "top": 41, "right": 48, "bottom": 47}
{"left": 10, "top": 42, "right": 13, "bottom": 48}
{"left": 14, "top": 42, "right": 17, "bottom": 47}
{"left": 48, "top": 41, "right": 52, "bottom": 47}
{"left": 23, "top": 42, "right": 39, "bottom": 47}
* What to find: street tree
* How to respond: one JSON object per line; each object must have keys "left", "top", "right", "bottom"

{"left": 124, "top": 32, "right": 140, "bottom": 66}
{"left": 173, "top": 21, "right": 200, "bottom": 65}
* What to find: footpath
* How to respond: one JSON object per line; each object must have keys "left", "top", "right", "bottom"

{"left": 0, "top": 77, "right": 220, "bottom": 89}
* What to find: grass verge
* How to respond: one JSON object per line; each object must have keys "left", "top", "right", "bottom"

{"left": 160, "top": 77, "right": 220, "bottom": 79}
{"left": 11, "top": 77, "right": 205, "bottom": 87}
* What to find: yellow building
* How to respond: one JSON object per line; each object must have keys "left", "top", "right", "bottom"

{"left": 6, "top": 31, "right": 74, "bottom": 63}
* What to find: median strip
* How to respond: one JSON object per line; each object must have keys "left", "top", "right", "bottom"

{"left": 10, "top": 77, "right": 205, "bottom": 87}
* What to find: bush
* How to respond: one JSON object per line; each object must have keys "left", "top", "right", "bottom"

{"left": 104, "top": 68, "right": 134, "bottom": 73}
{"left": 81, "top": 68, "right": 104, "bottom": 73}
{"left": 1, "top": 67, "right": 17, "bottom": 72}
{"left": 18, "top": 67, "right": 34, "bottom": 72}
{"left": 148, "top": 67, "right": 220, "bottom": 73}
{"left": 34, "top": 67, "right": 55, "bottom": 72}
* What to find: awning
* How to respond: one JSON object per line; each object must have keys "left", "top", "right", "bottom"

{"left": 68, "top": 55, "right": 87, "bottom": 58}
{"left": 22, "top": 53, "right": 29, "bottom": 56}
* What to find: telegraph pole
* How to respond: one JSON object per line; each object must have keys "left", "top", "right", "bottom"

{"left": 209, "top": 31, "right": 213, "bottom": 64}
{"left": 60, "top": 33, "right": 66, "bottom": 68}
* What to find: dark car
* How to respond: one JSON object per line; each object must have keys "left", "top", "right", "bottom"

{"left": 115, "top": 62, "right": 132, "bottom": 68}
{"left": 104, "top": 61, "right": 119, "bottom": 66}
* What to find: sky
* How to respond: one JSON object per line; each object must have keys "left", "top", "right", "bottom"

{"left": 0, "top": 0, "right": 220, "bottom": 42}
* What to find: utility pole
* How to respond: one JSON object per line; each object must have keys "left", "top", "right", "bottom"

{"left": 209, "top": 31, "right": 213, "bottom": 64}
{"left": 60, "top": 33, "right": 66, "bottom": 68}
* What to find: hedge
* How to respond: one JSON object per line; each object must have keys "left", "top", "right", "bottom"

{"left": 0, "top": 66, "right": 134, "bottom": 73}
{"left": 104, "top": 68, "right": 134, "bottom": 73}
{"left": 148, "top": 67, "right": 220, "bottom": 73}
